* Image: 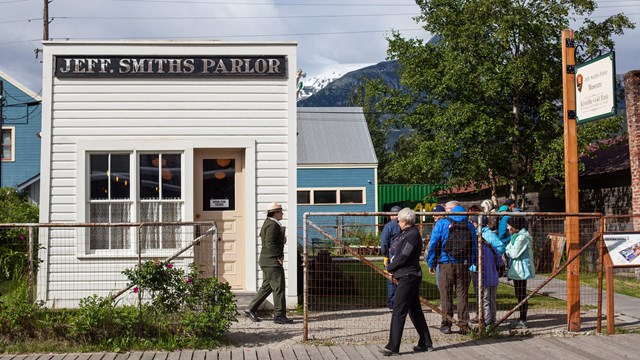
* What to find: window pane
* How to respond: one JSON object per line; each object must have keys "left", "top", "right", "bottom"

{"left": 140, "top": 202, "right": 160, "bottom": 249}
{"left": 314, "top": 190, "right": 337, "bottom": 204}
{"left": 340, "top": 190, "right": 363, "bottom": 204}
{"left": 111, "top": 155, "right": 130, "bottom": 199}
{"left": 110, "top": 203, "right": 130, "bottom": 249}
{"left": 162, "top": 203, "right": 182, "bottom": 249}
{"left": 162, "top": 154, "right": 181, "bottom": 199}
{"left": 297, "top": 191, "right": 310, "bottom": 204}
{"left": 90, "top": 155, "right": 109, "bottom": 200}
{"left": 203, "top": 159, "right": 235, "bottom": 211}
{"left": 140, "top": 154, "right": 160, "bottom": 200}
{"left": 1, "top": 130, "right": 9, "bottom": 144}
{"left": 90, "top": 203, "right": 109, "bottom": 249}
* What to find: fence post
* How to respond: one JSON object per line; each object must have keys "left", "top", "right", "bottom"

{"left": 597, "top": 215, "right": 604, "bottom": 334}
{"left": 27, "top": 226, "right": 35, "bottom": 304}
{"left": 303, "top": 213, "right": 308, "bottom": 342}
{"left": 137, "top": 224, "right": 143, "bottom": 338}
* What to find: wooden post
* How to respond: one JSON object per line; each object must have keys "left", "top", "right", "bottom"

{"left": 562, "top": 28, "right": 581, "bottom": 331}
{"left": 604, "top": 253, "right": 615, "bottom": 334}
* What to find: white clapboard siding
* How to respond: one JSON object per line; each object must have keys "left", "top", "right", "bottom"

{"left": 43, "top": 42, "right": 295, "bottom": 307}
{"left": 53, "top": 84, "right": 287, "bottom": 94}
{"left": 52, "top": 109, "right": 288, "bottom": 119}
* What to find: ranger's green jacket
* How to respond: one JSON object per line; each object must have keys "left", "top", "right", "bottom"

{"left": 259, "top": 218, "right": 286, "bottom": 267}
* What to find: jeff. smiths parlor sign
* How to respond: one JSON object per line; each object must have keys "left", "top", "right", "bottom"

{"left": 55, "top": 56, "right": 288, "bottom": 78}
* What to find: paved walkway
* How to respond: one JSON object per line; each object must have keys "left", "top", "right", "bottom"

{"left": 1, "top": 334, "right": 638, "bottom": 359}
{"left": 507, "top": 276, "right": 640, "bottom": 328}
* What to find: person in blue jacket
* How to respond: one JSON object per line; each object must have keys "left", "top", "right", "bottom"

{"left": 380, "top": 205, "right": 403, "bottom": 309}
{"left": 426, "top": 202, "right": 477, "bottom": 334}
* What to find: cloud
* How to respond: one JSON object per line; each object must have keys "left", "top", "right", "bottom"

{"left": 0, "top": 0, "right": 637, "bottom": 92}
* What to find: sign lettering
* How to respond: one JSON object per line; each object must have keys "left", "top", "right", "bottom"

{"left": 55, "top": 56, "right": 288, "bottom": 78}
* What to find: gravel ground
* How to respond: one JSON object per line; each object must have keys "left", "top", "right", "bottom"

{"left": 224, "top": 307, "right": 608, "bottom": 348}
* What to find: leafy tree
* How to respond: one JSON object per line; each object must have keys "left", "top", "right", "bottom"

{"left": 376, "top": 0, "right": 633, "bottom": 203}
{"left": 350, "top": 80, "right": 392, "bottom": 182}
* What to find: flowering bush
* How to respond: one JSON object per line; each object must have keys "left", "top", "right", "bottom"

{"left": 120, "top": 260, "right": 237, "bottom": 338}
{"left": 122, "top": 259, "right": 192, "bottom": 312}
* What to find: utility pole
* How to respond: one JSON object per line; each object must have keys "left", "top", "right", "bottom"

{"left": 43, "top": 0, "right": 49, "bottom": 40}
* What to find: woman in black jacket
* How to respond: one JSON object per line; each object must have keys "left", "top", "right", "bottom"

{"left": 380, "top": 207, "right": 434, "bottom": 356}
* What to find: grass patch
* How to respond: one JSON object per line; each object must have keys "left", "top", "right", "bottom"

{"left": 308, "top": 260, "right": 568, "bottom": 310}
{"left": 539, "top": 271, "right": 640, "bottom": 298}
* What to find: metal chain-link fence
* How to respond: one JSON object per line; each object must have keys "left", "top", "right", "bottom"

{"left": 302, "top": 212, "right": 618, "bottom": 342}
{"left": 0, "top": 221, "right": 217, "bottom": 308}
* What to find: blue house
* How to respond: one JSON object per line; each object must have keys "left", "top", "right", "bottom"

{"left": 0, "top": 71, "right": 41, "bottom": 202}
{"left": 296, "top": 107, "right": 378, "bottom": 244}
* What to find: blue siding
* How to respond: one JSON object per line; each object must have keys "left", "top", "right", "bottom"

{"left": 1, "top": 75, "right": 41, "bottom": 188}
{"left": 296, "top": 167, "right": 376, "bottom": 245}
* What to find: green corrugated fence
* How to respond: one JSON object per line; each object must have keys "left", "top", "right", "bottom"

{"left": 378, "top": 184, "right": 444, "bottom": 211}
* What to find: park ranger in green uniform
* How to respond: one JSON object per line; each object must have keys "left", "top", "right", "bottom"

{"left": 244, "top": 202, "right": 294, "bottom": 324}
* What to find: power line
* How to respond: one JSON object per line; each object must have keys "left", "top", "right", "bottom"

{"left": 108, "top": 0, "right": 418, "bottom": 6}
{"left": 43, "top": 13, "right": 418, "bottom": 21}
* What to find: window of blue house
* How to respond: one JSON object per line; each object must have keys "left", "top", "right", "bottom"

{"left": 297, "top": 188, "right": 365, "bottom": 205}
{"left": 1, "top": 128, "right": 14, "bottom": 161}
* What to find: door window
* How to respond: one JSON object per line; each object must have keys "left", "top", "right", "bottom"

{"left": 202, "top": 158, "right": 235, "bottom": 211}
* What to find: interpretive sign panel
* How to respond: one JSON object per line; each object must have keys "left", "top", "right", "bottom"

{"left": 575, "top": 52, "right": 616, "bottom": 124}
{"left": 603, "top": 233, "right": 640, "bottom": 267}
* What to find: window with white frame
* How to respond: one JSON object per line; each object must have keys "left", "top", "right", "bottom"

{"left": 88, "top": 152, "right": 183, "bottom": 252}
{"left": 297, "top": 188, "right": 365, "bottom": 205}
{"left": 1, "top": 128, "right": 14, "bottom": 161}
{"left": 89, "top": 153, "right": 131, "bottom": 250}
{"left": 139, "top": 153, "right": 183, "bottom": 250}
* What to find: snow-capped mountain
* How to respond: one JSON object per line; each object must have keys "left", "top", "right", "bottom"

{"left": 297, "top": 63, "right": 373, "bottom": 100}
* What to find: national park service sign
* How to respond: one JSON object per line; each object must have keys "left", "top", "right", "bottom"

{"left": 55, "top": 55, "right": 288, "bottom": 78}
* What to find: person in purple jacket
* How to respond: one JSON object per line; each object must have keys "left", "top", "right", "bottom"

{"left": 478, "top": 239, "right": 503, "bottom": 325}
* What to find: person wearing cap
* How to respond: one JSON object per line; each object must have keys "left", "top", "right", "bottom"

{"left": 244, "top": 202, "right": 293, "bottom": 324}
{"left": 380, "top": 205, "right": 403, "bottom": 309}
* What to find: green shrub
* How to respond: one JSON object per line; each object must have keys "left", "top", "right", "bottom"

{"left": 0, "top": 187, "right": 39, "bottom": 282}
{"left": 180, "top": 277, "right": 237, "bottom": 337}
{"left": 0, "top": 277, "right": 43, "bottom": 339}
{"left": 68, "top": 295, "right": 140, "bottom": 342}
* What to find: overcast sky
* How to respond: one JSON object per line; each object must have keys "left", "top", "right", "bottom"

{"left": 1, "top": 0, "right": 639, "bottom": 93}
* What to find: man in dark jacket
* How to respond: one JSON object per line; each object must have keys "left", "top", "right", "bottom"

{"left": 244, "top": 202, "right": 293, "bottom": 324}
{"left": 380, "top": 208, "right": 433, "bottom": 356}
{"left": 380, "top": 205, "right": 403, "bottom": 309}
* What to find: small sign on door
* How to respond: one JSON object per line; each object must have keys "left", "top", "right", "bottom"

{"left": 210, "top": 199, "right": 230, "bottom": 208}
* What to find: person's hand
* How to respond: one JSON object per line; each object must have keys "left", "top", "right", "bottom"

{"left": 429, "top": 267, "right": 436, "bottom": 274}
{"left": 383, "top": 257, "right": 389, "bottom": 269}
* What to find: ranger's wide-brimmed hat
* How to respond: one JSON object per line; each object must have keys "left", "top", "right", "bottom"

{"left": 267, "top": 202, "right": 283, "bottom": 212}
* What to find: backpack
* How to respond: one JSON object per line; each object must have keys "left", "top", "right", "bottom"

{"left": 443, "top": 217, "right": 473, "bottom": 260}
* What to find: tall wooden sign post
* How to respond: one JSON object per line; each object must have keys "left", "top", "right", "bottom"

{"left": 562, "top": 28, "right": 581, "bottom": 332}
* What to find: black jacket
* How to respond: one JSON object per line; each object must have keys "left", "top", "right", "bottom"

{"left": 387, "top": 225, "right": 423, "bottom": 279}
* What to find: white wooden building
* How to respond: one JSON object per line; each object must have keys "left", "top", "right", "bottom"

{"left": 37, "top": 41, "right": 298, "bottom": 308}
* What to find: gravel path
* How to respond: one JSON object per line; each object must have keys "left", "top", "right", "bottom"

{"left": 224, "top": 307, "right": 606, "bottom": 348}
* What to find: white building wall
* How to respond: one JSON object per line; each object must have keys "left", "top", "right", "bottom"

{"left": 37, "top": 41, "right": 297, "bottom": 308}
